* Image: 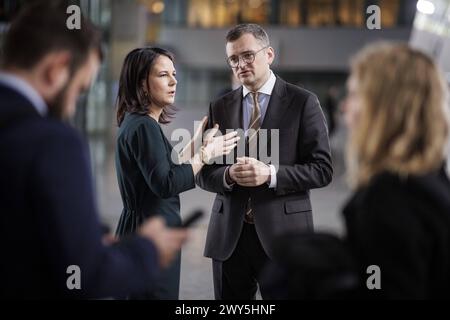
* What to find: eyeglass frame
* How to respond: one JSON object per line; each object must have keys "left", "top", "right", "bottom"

{"left": 226, "top": 46, "right": 269, "bottom": 69}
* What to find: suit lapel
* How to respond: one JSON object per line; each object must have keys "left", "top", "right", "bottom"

{"left": 261, "top": 77, "right": 290, "bottom": 130}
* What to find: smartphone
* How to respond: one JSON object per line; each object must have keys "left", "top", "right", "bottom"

{"left": 181, "top": 210, "right": 204, "bottom": 228}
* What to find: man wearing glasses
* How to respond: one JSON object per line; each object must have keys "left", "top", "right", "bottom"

{"left": 196, "top": 24, "right": 333, "bottom": 299}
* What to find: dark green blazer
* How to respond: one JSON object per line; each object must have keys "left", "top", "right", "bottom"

{"left": 115, "top": 113, "right": 195, "bottom": 235}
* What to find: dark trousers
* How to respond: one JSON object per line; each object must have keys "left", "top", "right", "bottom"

{"left": 212, "top": 223, "right": 274, "bottom": 300}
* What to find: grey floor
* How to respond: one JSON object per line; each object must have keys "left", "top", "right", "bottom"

{"left": 89, "top": 107, "right": 352, "bottom": 300}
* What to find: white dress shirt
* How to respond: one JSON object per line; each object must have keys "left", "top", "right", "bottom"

{"left": 224, "top": 70, "right": 277, "bottom": 189}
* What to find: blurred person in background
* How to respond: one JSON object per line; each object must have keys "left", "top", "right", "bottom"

{"left": 115, "top": 47, "right": 239, "bottom": 299}
{"left": 0, "top": 1, "right": 188, "bottom": 299}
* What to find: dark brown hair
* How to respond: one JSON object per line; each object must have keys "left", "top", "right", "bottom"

{"left": 116, "top": 47, "right": 177, "bottom": 126}
{"left": 226, "top": 23, "right": 270, "bottom": 46}
{"left": 2, "top": 0, "right": 103, "bottom": 75}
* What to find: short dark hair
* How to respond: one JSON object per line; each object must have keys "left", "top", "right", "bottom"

{"left": 2, "top": 0, "right": 103, "bottom": 75}
{"left": 116, "top": 47, "right": 177, "bottom": 126}
{"left": 226, "top": 23, "right": 270, "bottom": 46}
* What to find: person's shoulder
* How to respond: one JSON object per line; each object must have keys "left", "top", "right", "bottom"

{"left": 277, "top": 77, "right": 319, "bottom": 103}
{"left": 118, "top": 113, "right": 164, "bottom": 150}
{"left": 120, "top": 112, "right": 159, "bottom": 134}
{"left": 211, "top": 87, "right": 241, "bottom": 107}
{"left": 363, "top": 172, "right": 406, "bottom": 199}
{"left": 283, "top": 80, "right": 317, "bottom": 99}
{"left": 23, "top": 116, "right": 78, "bottom": 140}
{"left": 344, "top": 172, "right": 404, "bottom": 214}
{"left": 47, "top": 118, "right": 84, "bottom": 144}
{"left": 367, "top": 170, "right": 449, "bottom": 197}
{"left": 215, "top": 87, "right": 233, "bottom": 100}
{"left": 344, "top": 172, "right": 413, "bottom": 233}
{"left": 23, "top": 117, "right": 86, "bottom": 156}
{"left": 409, "top": 168, "right": 450, "bottom": 212}
{"left": 360, "top": 171, "right": 431, "bottom": 217}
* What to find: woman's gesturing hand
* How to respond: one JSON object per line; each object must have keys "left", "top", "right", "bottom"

{"left": 179, "top": 116, "right": 208, "bottom": 163}
{"left": 202, "top": 125, "right": 240, "bottom": 162}
{"left": 188, "top": 121, "right": 240, "bottom": 176}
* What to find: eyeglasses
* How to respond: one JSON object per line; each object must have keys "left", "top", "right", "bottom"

{"left": 226, "top": 46, "right": 268, "bottom": 68}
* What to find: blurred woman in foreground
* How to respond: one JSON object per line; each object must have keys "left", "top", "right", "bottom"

{"left": 342, "top": 42, "right": 450, "bottom": 299}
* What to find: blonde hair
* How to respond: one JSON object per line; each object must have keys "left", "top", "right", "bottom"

{"left": 347, "top": 42, "right": 449, "bottom": 188}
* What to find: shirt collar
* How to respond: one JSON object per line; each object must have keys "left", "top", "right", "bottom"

{"left": 242, "top": 70, "right": 276, "bottom": 98}
{"left": 0, "top": 71, "right": 48, "bottom": 116}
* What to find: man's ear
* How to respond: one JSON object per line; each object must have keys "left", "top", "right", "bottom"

{"left": 41, "top": 51, "right": 71, "bottom": 96}
{"left": 267, "top": 47, "right": 275, "bottom": 66}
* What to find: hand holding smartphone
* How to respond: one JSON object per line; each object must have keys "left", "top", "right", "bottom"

{"left": 181, "top": 210, "right": 204, "bottom": 228}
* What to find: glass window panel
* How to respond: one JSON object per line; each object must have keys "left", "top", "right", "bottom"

{"left": 338, "top": 0, "right": 364, "bottom": 27}
{"left": 379, "top": 0, "right": 400, "bottom": 28}
{"left": 280, "top": 0, "right": 302, "bottom": 26}
{"left": 307, "top": 0, "right": 335, "bottom": 27}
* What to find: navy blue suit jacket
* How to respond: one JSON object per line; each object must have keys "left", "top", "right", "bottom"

{"left": 0, "top": 84, "right": 159, "bottom": 299}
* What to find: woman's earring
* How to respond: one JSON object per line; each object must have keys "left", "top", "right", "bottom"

{"left": 143, "top": 91, "right": 150, "bottom": 106}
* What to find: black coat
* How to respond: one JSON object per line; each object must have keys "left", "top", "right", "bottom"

{"left": 0, "top": 85, "right": 159, "bottom": 299}
{"left": 343, "top": 167, "right": 450, "bottom": 299}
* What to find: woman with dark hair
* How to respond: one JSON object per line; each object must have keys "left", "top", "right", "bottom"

{"left": 115, "top": 47, "right": 239, "bottom": 299}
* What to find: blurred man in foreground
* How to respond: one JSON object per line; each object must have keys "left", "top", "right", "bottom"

{"left": 0, "top": 0, "right": 187, "bottom": 299}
